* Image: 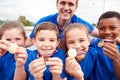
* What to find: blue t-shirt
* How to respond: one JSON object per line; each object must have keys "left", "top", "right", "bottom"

{"left": 89, "top": 38, "right": 119, "bottom": 80}
{"left": 0, "top": 49, "right": 30, "bottom": 80}
{"left": 25, "top": 48, "right": 66, "bottom": 80}
{"left": 0, "top": 52, "right": 15, "bottom": 80}
{"left": 66, "top": 47, "right": 98, "bottom": 80}
{"left": 30, "top": 13, "right": 94, "bottom": 39}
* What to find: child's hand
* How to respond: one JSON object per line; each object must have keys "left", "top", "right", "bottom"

{"left": 14, "top": 47, "right": 27, "bottom": 67}
{"left": 103, "top": 42, "right": 120, "bottom": 61}
{"left": 65, "top": 57, "right": 84, "bottom": 80}
{"left": 46, "top": 57, "right": 63, "bottom": 77}
{"left": 0, "top": 40, "right": 9, "bottom": 56}
{"left": 29, "top": 58, "right": 46, "bottom": 79}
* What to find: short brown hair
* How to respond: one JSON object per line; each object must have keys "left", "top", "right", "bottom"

{"left": 34, "top": 22, "right": 59, "bottom": 39}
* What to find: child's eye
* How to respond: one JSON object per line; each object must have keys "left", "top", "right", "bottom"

{"left": 98, "top": 27, "right": 105, "bottom": 31}
{"left": 6, "top": 39, "right": 11, "bottom": 42}
{"left": 79, "top": 39, "right": 85, "bottom": 42}
{"left": 38, "top": 39, "right": 44, "bottom": 41}
{"left": 110, "top": 26, "right": 117, "bottom": 30}
{"left": 50, "top": 39, "right": 55, "bottom": 42}
{"left": 67, "top": 41, "right": 74, "bottom": 44}
{"left": 16, "top": 38, "right": 21, "bottom": 41}
{"left": 68, "top": 3, "right": 74, "bottom": 6}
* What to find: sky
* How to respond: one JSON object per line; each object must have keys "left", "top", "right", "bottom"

{"left": 0, "top": 0, "right": 120, "bottom": 24}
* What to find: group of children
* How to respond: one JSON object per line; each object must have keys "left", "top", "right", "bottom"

{"left": 0, "top": 11, "right": 120, "bottom": 80}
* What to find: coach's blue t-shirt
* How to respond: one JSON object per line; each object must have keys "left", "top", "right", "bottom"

{"left": 30, "top": 13, "right": 94, "bottom": 39}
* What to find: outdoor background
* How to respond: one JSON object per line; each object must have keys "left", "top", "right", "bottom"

{"left": 0, "top": 0, "right": 120, "bottom": 25}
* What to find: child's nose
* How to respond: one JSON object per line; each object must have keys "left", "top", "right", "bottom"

{"left": 105, "top": 29, "right": 111, "bottom": 34}
{"left": 44, "top": 41, "right": 50, "bottom": 46}
{"left": 75, "top": 42, "right": 81, "bottom": 48}
{"left": 11, "top": 41, "right": 16, "bottom": 43}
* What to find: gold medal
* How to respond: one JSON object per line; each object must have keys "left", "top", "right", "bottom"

{"left": 8, "top": 43, "right": 19, "bottom": 54}
{"left": 98, "top": 40, "right": 104, "bottom": 47}
{"left": 68, "top": 48, "right": 77, "bottom": 57}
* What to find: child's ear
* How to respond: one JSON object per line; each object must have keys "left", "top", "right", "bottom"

{"left": 57, "top": 39, "right": 60, "bottom": 47}
{"left": 32, "top": 38, "right": 36, "bottom": 46}
{"left": 88, "top": 37, "right": 91, "bottom": 45}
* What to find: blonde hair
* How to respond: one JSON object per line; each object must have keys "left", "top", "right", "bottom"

{"left": 0, "top": 21, "right": 27, "bottom": 40}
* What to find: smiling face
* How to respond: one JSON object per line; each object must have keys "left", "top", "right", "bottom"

{"left": 33, "top": 30, "right": 60, "bottom": 56}
{"left": 56, "top": 0, "right": 77, "bottom": 21}
{"left": 66, "top": 28, "right": 90, "bottom": 61}
{"left": 2, "top": 28, "right": 26, "bottom": 47}
{"left": 98, "top": 17, "right": 120, "bottom": 40}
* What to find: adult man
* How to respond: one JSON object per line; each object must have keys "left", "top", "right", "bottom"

{"left": 25, "top": 0, "right": 99, "bottom": 47}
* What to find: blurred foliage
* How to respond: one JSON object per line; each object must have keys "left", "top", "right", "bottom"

{"left": 17, "top": 16, "right": 35, "bottom": 26}
{"left": 0, "top": 15, "right": 35, "bottom": 26}
{"left": 0, "top": 20, "right": 3, "bottom": 25}
{"left": 92, "top": 23, "right": 97, "bottom": 27}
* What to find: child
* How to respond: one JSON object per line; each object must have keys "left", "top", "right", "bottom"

{"left": 14, "top": 22, "right": 67, "bottom": 80}
{"left": 89, "top": 11, "right": 120, "bottom": 80}
{"left": 0, "top": 21, "right": 28, "bottom": 80}
{"left": 59, "top": 23, "right": 98, "bottom": 80}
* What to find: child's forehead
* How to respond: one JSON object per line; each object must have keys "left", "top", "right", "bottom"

{"left": 99, "top": 18, "right": 120, "bottom": 25}
{"left": 67, "top": 27, "right": 86, "bottom": 32}
{"left": 4, "top": 28, "right": 19, "bottom": 31}
{"left": 36, "top": 30, "right": 58, "bottom": 36}
{"left": 66, "top": 28, "right": 87, "bottom": 35}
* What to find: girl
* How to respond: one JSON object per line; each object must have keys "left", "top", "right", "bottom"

{"left": 26, "top": 0, "right": 99, "bottom": 47}
{"left": 0, "top": 21, "right": 28, "bottom": 80}
{"left": 59, "top": 23, "right": 98, "bottom": 80}
{"left": 14, "top": 22, "right": 67, "bottom": 80}
{"left": 89, "top": 11, "right": 120, "bottom": 80}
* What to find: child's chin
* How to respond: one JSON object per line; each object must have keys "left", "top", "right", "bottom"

{"left": 76, "top": 54, "right": 85, "bottom": 61}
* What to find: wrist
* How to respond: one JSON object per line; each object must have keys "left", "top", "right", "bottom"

{"left": 52, "top": 74, "right": 62, "bottom": 80}
{"left": 74, "top": 70, "right": 84, "bottom": 80}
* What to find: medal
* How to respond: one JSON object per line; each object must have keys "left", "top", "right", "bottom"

{"left": 68, "top": 48, "right": 77, "bottom": 57}
{"left": 8, "top": 43, "right": 19, "bottom": 54}
{"left": 98, "top": 40, "right": 104, "bottom": 47}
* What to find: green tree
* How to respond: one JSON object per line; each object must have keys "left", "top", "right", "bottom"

{"left": 92, "top": 23, "right": 97, "bottom": 27}
{"left": 17, "top": 16, "right": 35, "bottom": 26}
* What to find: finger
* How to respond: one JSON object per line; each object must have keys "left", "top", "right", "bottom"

{"left": 16, "top": 58, "right": 26, "bottom": 64}
{"left": 30, "top": 64, "right": 46, "bottom": 74}
{"left": 16, "top": 47, "right": 27, "bottom": 54}
{"left": 0, "top": 43, "right": 8, "bottom": 51}
{"left": 103, "top": 47, "right": 116, "bottom": 59}
{"left": 29, "top": 58, "right": 44, "bottom": 66}
{"left": 103, "top": 43, "right": 117, "bottom": 51}
{"left": 34, "top": 72, "right": 44, "bottom": 79}
{"left": 29, "top": 58, "right": 45, "bottom": 71}
{"left": 50, "top": 69, "right": 62, "bottom": 74}
{"left": 46, "top": 58, "right": 62, "bottom": 66}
